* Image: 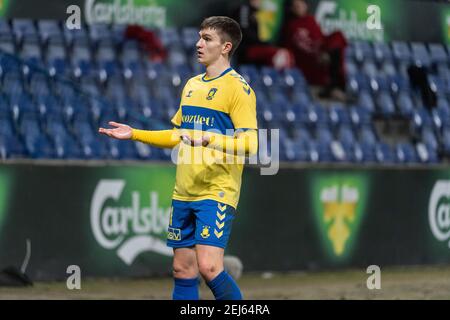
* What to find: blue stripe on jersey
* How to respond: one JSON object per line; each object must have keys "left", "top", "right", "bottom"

{"left": 180, "top": 105, "right": 235, "bottom": 135}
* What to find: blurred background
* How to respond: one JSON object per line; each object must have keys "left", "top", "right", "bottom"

{"left": 0, "top": 0, "right": 450, "bottom": 299}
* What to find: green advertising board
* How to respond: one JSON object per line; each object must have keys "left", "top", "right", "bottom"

{"left": 1, "top": 163, "right": 450, "bottom": 280}
{"left": 308, "top": 0, "right": 446, "bottom": 43}
{"left": 310, "top": 173, "right": 369, "bottom": 262}
{"left": 0, "top": 0, "right": 10, "bottom": 17}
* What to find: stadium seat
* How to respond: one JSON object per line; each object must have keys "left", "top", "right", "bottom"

{"left": 12, "top": 19, "right": 37, "bottom": 42}
{"left": 396, "top": 90, "right": 415, "bottom": 118}
{"left": 375, "top": 90, "right": 396, "bottom": 117}
{"left": 181, "top": 27, "right": 198, "bottom": 52}
{"left": 359, "top": 125, "right": 378, "bottom": 145}
{"left": 396, "top": 142, "right": 419, "bottom": 163}
{"left": 411, "top": 42, "right": 431, "bottom": 67}
{"left": 429, "top": 43, "right": 448, "bottom": 64}
{"left": 352, "top": 41, "right": 374, "bottom": 63}
{"left": 158, "top": 27, "right": 180, "bottom": 48}
{"left": 416, "top": 142, "right": 439, "bottom": 164}
{"left": 357, "top": 90, "right": 376, "bottom": 114}
{"left": 375, "top": 142, "right": 396, "bottom": 164}
{"left": 391, "top": 41, "right": 411, "bottom": 62}
{"left": 373, "top": 41, "right": 393, "bottom": 63}
{"left": 37, "top": 20, "right": 62, "bottom": 43}
{"left": 0, "top": 34, "right": 16, "bottom": 55}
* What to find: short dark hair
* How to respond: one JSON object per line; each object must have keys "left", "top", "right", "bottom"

{"left": 200, "top": 16, "right": 242, "bottom": 59}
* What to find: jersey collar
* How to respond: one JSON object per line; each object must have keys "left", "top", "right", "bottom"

{"left": 201, "top": 67, "right": 233, "bottom": 82}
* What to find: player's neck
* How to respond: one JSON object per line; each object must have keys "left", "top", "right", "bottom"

{"left": 204, "top": 58, "right": 231, "bottom": 79}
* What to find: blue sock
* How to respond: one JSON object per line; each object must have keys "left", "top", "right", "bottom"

{"left": 206, "top": 270, "right": 242, "bottom": 300}
{"left": 172, "top": 277, "right": 200, "bottom": 300}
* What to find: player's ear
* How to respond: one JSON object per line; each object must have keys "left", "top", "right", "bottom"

{"left": 222, "top": 41, "right": 233, "bottom": 56}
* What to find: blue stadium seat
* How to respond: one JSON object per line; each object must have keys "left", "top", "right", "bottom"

{"left": 120, "top": 40, "right": 141, "bottom": 78}
{"left": 238, "top": 64, "right": 260, "bottom": 87}
{"left": 380, "top": 60, "right": 398, "bottom": 77}
{"left": 167, "top": 45, "right": 188, "bottom": 68}
{"left": 361, "top": 59, "right": 378, "bottom": 78}
{"left": 416, "top": 142, "right": 439, "bottom": 164}
{"left": 0, "top": 19, "right": 11, "bottom": 36}
{"left": 337, "top": 125, "right": 356, "bottom": 147}
{"left": 182, "top": 27, "right": 199, "bottom": 52}
{"left": 375, "top": 142, "right": 396, "bottom": 164}
{"left": 421, "top": 127, "right": 439, "bottom": 152}
{"left": 347, "top": 73, "right": 370, "bottom": 97}
{"left": 432, "top": 106, "right": 450, "bottom": 132}
{"left": 2, "top": 70, "right": 25, "bottom": 97}
{"left": 357, "top": 90, "right": 376, "bottom": 114}
{"left": 410, "top": 42, "right": 431, "bottom": 67}
{"left": 373, "top": 41, "right": 393, "bottom": 63}
{"left": 345, "top": 57, "right": 358, "bottom": 76}
{"left": 307, "top": 103, "right": 328, "bottom": 128}
{"left": 37, "top": 20, "right": 62, "bottom": 43}
{"left": 64, "top": 24, "right": 89, "bottom": 46}
{"left": 411, "top": 107, "right": 433, "bottom": 134}
{"left": 429, "top": 43, "right": 448, "bottom": 64}
{"left": 28, "top": 72, "right": 51, "bottom": 97}
{"left": 12, "top": 19, "right": 37, "bottom": 42}
{"left": 0, "top": 34, "right": 16, "bottom": 55}
{"left": 329, "top": 103, "right": 351, "bottom": 128}
{"left": 291, "top": 89, "right": 311, "bottom": 106}
{"left": 36, "top": 94, "right": 62, "bottom": 120}
{"left": 158, "top": 27, "right": 180, "bottom": 48}
{"left": 89, "top": 23, "right": 112, "bottom": 43}
{"left": 283, "top": 68, "right": 307, "bottom": 89}
{"left": 359, "top": 125, "right": 377, "bottom": 145}
{"left": 352, "top": 41, "right": 374, "bottom": 63}
{"left": 396, "top": 90, "right": 415, "bottom": 118}
{"left": 349, "top": 106, "right": 372, "bottom": 129}
{"left": 396, "top": 142, "right": 419, "bottom": 163}
{"left": 10, "top": 93, "right": 36, "bottom": 125}
{"left": 0, "top": 117, "right": 14, "bottom": 137}
{"left": 391, "top": 41, "right": 411, "bottom": 62}
{"left": 375, "top": 90, "right": 396, "bottom": 117}
{"left": 360, "top": 141, "right": 377, "bottom": 163}
{"left": 388, "top": 74, "right": 411, "bottom": 94}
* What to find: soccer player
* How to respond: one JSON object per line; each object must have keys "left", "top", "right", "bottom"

{"left": 98, "top": 16, "right": 258, "bottom": 300}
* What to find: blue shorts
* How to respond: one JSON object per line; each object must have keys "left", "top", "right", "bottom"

{"left": 167, "top": 199, "right": 236, "bottom": 249}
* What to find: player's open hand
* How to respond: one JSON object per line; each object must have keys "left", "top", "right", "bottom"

{"left": 98, "top": 121, "right": 133, "bottom": 140}
{"left": 180, "top": 134, "right": 210, "bottom": 147}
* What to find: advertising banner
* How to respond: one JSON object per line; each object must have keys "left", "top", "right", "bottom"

{"left": 308, "top": 0, "right": 445, "bottom": 43}
{"left": 1, "top": 0, "right": 447, "bottom": 43}
{"left": 1, "top": 163, "right": 450, "bottom": 281}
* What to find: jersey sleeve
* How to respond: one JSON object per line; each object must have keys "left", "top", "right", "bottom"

{"left": 170, "top": 81, "right": 188, "bottom": 128}
{"left": 229, "top": 82, "right": 258, "bottom": 130}
{"left": 170, "top": 107, "right": 182, "bottom": 128}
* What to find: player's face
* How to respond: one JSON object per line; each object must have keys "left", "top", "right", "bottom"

{"left": 196, "top": 28, "right": 228, "bottom": 65}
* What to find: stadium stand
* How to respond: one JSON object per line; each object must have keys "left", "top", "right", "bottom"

{"left": 0, "top": 18, "right": 448, "bottom": 164}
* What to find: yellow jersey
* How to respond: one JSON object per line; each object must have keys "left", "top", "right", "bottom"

{"left": 170, "top": 67, "right": 257, "bottom": 209}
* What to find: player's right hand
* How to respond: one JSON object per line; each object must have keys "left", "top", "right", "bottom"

{"left": 98, "top": 121, "right": 133, "bottom": 140}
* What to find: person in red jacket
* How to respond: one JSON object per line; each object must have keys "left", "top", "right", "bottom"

{"left": 281, "top": 0, "right": 347, "bottom": 100}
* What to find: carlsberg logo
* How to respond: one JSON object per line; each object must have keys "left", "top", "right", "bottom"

{"left": 429, "top": 181, "right": 450, "bottom": 248}
{"left": 90, "top": 180, "right": 173, "bottom": 265}
{"left": 85, "top": 0, "right": 166, "bottom": 27}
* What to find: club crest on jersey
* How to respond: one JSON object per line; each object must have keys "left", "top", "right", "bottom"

{"left": 206, "top": 88, "right": 218, "bottom": 100}
{"left": 200, "top": 226, "right": 211, "bottom": 239}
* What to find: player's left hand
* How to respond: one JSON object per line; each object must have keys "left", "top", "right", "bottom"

{"left": 180, "top": 134, "right": 210, "bottom": 147}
